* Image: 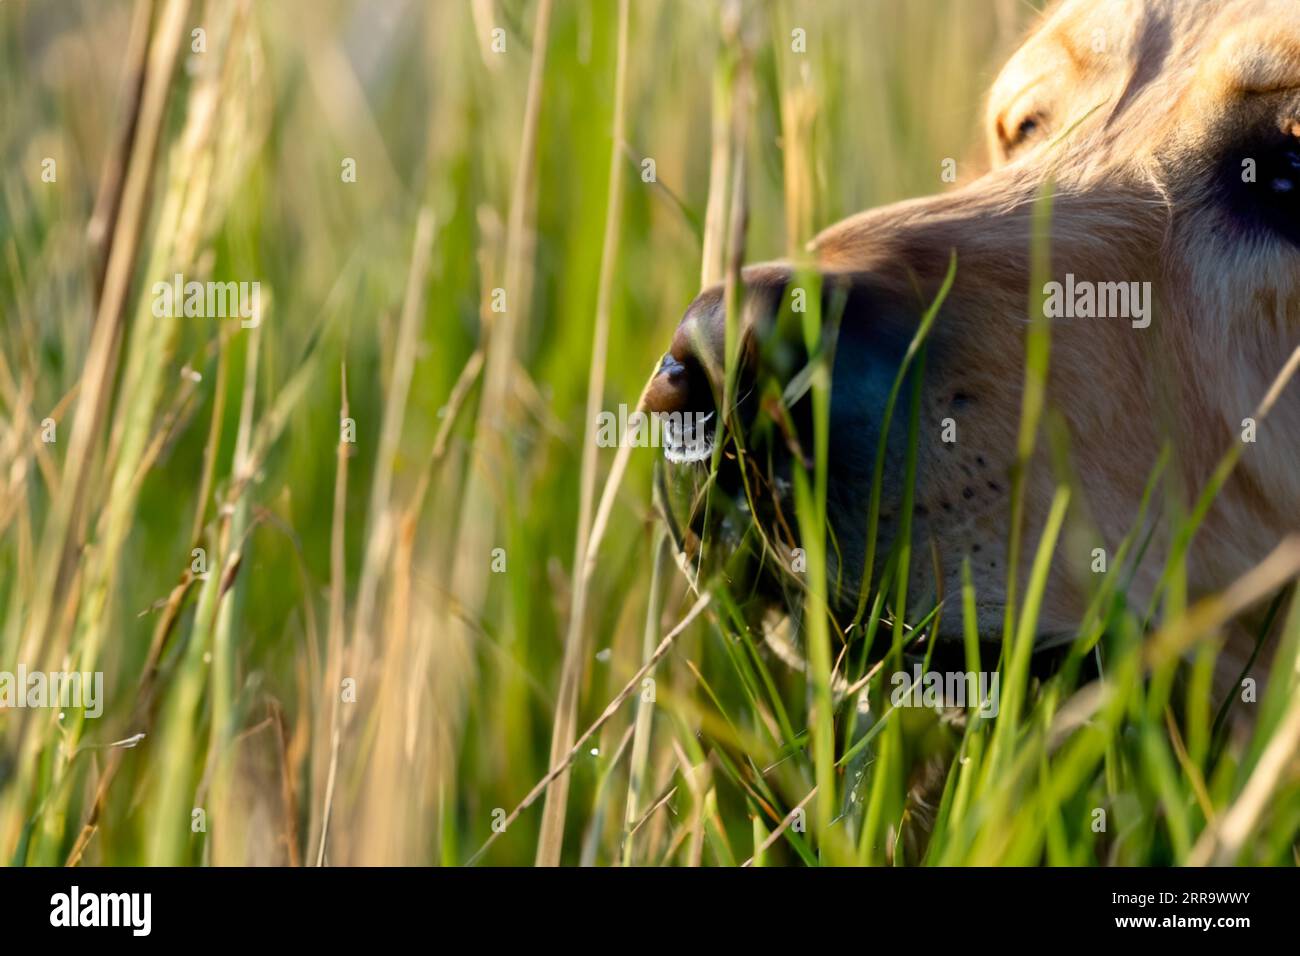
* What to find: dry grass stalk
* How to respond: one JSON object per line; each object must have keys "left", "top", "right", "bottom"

{"left": 535, "top": 0, "right": 632, "bottom": 868}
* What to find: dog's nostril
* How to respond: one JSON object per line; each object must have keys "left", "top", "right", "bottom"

{"left": 658, "top": 353, "right": 688, "bottom": 382}
{"left": 646, "top": 354, "right": 686, "bottom": 415}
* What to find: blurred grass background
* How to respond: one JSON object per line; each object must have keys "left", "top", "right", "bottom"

{"left": 2, "top": 0, "right": 1298, "bottom": 867}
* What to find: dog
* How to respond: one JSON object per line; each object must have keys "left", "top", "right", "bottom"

{"left": 646, "top": 0, "right": 1300, "bottom": 696}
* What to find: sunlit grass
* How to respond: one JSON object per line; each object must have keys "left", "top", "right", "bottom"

{"left": 1, "top": 0, "right": 1297, "bottom": 868}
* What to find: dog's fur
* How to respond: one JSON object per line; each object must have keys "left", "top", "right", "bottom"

{"left": 650, "top": 0, "right": 1300, "bottom": 688}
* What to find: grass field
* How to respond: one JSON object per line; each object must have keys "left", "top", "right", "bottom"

{"left": 1, "top": 0, "right": 1298, "bottom": 867}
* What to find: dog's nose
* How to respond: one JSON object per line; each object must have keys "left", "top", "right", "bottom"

{"left": 645, "top": 346, "right": 714, "bottom": 418}
{"left": 646, "top": 288, "right": 728, "bottom": 418}
{"left": 645, "top": 352, "right": 689, "bottom": 415}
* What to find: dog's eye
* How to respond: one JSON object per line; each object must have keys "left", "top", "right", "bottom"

{"left": 1223, "top": 125, "right": 1300, "bottom": 248}
{"left": 1002, "top": 112, "right": 1046, "bottom": 154}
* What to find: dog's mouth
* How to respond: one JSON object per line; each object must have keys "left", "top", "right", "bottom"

{"left": 647, "top": 345, "right": 725, "bottom": 466}
{"left": 648, "top": 306, "right": 927, "bottom": 639}
{"left": 653, "top": 375, "right": 802, "bottom": 600}
{"left": 660, "top": 409, "right": 717, "bottom": 464}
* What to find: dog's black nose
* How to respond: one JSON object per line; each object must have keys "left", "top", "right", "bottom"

{"left": 646, "top": 278, "right": 739, "bottom": 420}
{"left": 646, "top": 348, "right": 712, "bottom": 419}
{"left": 657, "top": 352, "right": 689, "bottom": 385}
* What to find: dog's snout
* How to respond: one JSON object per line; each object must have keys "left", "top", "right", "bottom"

{"left": 646, "top": 286, "right": 730, "bottom": 418}
{"left": 645, "top": 348, "right": 712, "bottom": 417}
{"left": 646, "top": 352, "right": 684, "bottom": 411}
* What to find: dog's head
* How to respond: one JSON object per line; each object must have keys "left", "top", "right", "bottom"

{"left": 649, "top": 0, "right": 1300, "bottom": 642}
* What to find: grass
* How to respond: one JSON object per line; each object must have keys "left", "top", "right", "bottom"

{"left": 1, "top": 0, "right": 1299, "bottom": 867}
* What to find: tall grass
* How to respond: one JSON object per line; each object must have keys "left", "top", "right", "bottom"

{"left": 1, "top": 0, "right": 1298, "bottom": 868}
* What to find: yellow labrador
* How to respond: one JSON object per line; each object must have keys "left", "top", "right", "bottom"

{"left": 648, "top": 0, "right": 1300, "bottom": 693}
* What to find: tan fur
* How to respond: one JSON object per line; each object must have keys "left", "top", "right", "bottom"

{"left": 657, "top": 0, "right": 1300, "bottom": 691}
